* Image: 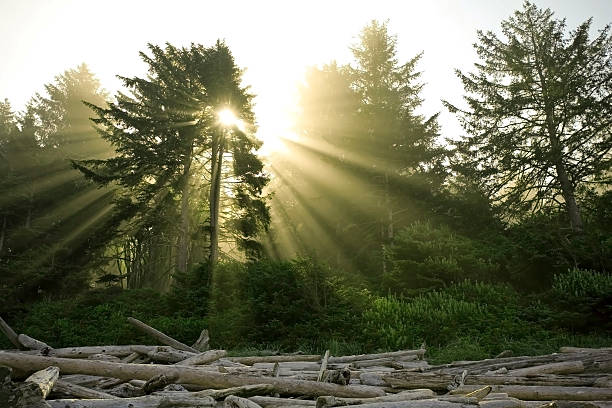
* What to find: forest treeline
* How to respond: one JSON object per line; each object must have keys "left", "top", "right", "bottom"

{"left": 0, "top": 2, "right": 610, "bottom": 356}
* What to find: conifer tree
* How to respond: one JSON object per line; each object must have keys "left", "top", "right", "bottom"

{"left": 445, "top": 2, "right": 612, "bottom": 232}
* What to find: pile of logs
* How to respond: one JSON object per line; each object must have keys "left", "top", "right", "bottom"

{"left": 0, "top": 316, "right": 611, "bottom": 407}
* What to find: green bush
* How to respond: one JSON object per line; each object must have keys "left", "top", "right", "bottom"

{"left": 383, "top": 222, "right": 500, "bottom": 292}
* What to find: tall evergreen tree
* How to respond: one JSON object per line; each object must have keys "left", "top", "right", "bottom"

{"left": 445, "top": 2, "right": 612, "bottom": 232}
{"left": 75, "top": 42, "right": 269, "bottom": 279}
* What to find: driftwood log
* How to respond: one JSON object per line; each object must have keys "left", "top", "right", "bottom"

{"left": 0, "top": 352, "right": 385, "bottom": 398}
{"left": 127, "top": 317, "right": 199, "bottom": 353}
{"left": 450, "top": 384, "right": 612, "bottom": 400}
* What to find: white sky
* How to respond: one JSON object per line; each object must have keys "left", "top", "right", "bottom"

{"left": 1, "top": 0, "right": 611, "bottom": 146}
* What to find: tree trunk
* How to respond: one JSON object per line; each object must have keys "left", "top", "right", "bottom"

{"left": 555, "top": 160, "right": 583, "bottom": 232}
{"left": 127, "top": 317, "right": 199, "bottom": 353}
{"left": 176, "top": 139, "right": 194, "bottom": 273}
{"left": 0, "top": 214, "right": 6, "bottom": 255}
{"left": 209, "top": 129, "right": 225, "bottom": 266}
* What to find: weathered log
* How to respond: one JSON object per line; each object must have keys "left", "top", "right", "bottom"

{"left": 144, "top": 373, "right": 178, "bottom": 394}
{"left": 127, "top": 317, "right": 199, "bottom": 353}
{"left": 52, "top": 379, "right": 116, "bottom": 399}
{"left": 47, "top": 394, "right": 216, "bottom": 408}
{"left": 228, "top": 355, "right": 322, "bottom": 365}
{"left": 226, "top": 395, "right": 264, "bottom": 408}
{"left": 313, "top": 400, "right": 474, "bottom": 408}
{"left": 324, "top": 367, "right": 352, "bottom": 385}
{"left": 131, "top": 345, "right": 196, "bottom": 363}
{"left": 87, "top": 353, "right": 122, "bottom": 362}
{"left": 0, "top": 316, "right": 22, "bottom": 349}
{"left": 316, "top": 389, "right": 436, "bottom": 408}
{"left": 450, "top": 385, "right": 612, "bottom": 401}
{"left": 122, "top": 352, "right": 141, "bottom": 363}
{"left": 17, "top": 334, "right": 51, "bottom": 350}
{"left": 427, "top": 352, "right": 612, "bottom": 375}
{"left": 192, "top": 328, "right": 210, "bottom": 352}
{"left": 319, "top": 350, "right": 330, "bottom": 382}
{"left": 24, "top": 365, "right": 60, "bottom": 399}
{"left": 26, "top": 345, "right": 149, "bottom": 358}
{"left": 250, "top": 395, "right": 316, "bottom": 407}
{"left": 507, "top": 361, "right": 584, "bottom": 376}
{"left": 384, "top": 372, "right": 611, "bottom": 390}
{"left": 0, "top": 352, "right": 385, "bottom": 398}
{"left": 181, "top": 384, "right": 276, "bottom": 400}
{"left": 175, "top": 349, "right": 228, "bottom": 366}
{"left": 328, "top": 349, "right": 426, "bottom": 364}
{"left": 560, "top": 347, "right": 612, "bottom": 354}
{"left": 107, "top": 382, "right": 145, "bottom": 398}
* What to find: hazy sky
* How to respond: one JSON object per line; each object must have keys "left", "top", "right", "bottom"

{"left": 1, "top": 0, "right": 611, "bottom": 148}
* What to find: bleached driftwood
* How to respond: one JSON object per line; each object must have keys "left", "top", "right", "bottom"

{"left": 131, "top": 345, "right": 195, "bottom": 363}
{"left": 316, "top": 389, "right": 436, "bottom": 408}
{"left": 0, "top": 352, "right": 385, "bottom": 398}
{"left": 318, "top": 350, "right": 330, "bottom": 382}
{"left": 192, "top": 328, "right": 210, "bottom": 351}
{"left": 328, "top": 349, "right": 426, "bottom": 364}
{"left": 0, "top": 316, "right": 22, "bottom": 349}
{"left": 52, "top": 379, "right": 116, "bottom": 399}
{"left": 175, "top": 349, "right": 227, "bottom": 366}
{"left": 450, "top": 384, "right": 612, "bottom": 400}
{"left": 17, "top": 334, "right": 51, "bottom": 351}
{"left": 155, "top": 384, "right": 276, "bottom": 400}
{"left": 47, "top": 394, "right": 216, "bottom": 407}
{"left": 225, "top": 395, "right": 264, "bottom": 408}
{"left": 507, "top": 361, "right": 584, "bottom": 376}
{"left": 249, "top": 395, "right": 317, "bottom": 407}
{"left": 228, "top": 355, "right": 322, "bottom": 365}
{"left": 127, "top": 317, "right": 199, "bottom": 353}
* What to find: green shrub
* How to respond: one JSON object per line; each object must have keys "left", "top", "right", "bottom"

{"left": 384, "top": 222, "right": 500, "bottom": 292}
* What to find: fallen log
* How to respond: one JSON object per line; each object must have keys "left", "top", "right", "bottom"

{"left": 192, "top": 328, "right": 210, "bottom": 351}
{"left": 228, "top": 355, "right": 322, "bottom": 365}
{"left": 383, "top": 372, "right": 611, "bottom": 390}
{"left": 226, "top": 395, "right": 264, "bottom": 408}
{"left": 154, "top": 384, "right": 276, "bottom": 400}
{"left": 250, "top": 395, "right": 316, "bottom": 407}
{"left": 0, "top": 352, "right": 385, "bottom": 398}
{"left": 328, "top": 349, "right": 426, "bottom": 364}
{"left": 26, "top": 345, "right": 150, "bottom": 358}
{"left": 560, "top": 347, "right": 612, "bottom": 354}
{"left": 1, "top": 366, "right": 59, "bottom": 408}
{"left": 0, "top": 316, "right": 22, "bottom": 349}
{"left": 52, "top": 379, "right": 116, "bottom": 399}
{"left": 507, "top": 361, "right": 584, "bottom": 376}
{"left": 318, "top": 350, "right": 330, "bottom": 382}
{"left": 316, "top": 389, "right": 436, "bottom": 408}
{"left": 17, "top": 334, "right": 51, "bottom": 351}
{"left": 450, "top": 385, "right": 612, "bottom": 401}
{"left": 131, "top": 345, "right": 195, "bottom": 363}
{"left": 313, "top": 400, "right": 474, "bottom": 408}
{"left": 47, "top": 394, "right": 216, "bottom": 408}
{"left": 127, "top": 317, "right": 199, "bottom": 353}
{"left": 175, "top": 349, "right": 227, "bottom": 366}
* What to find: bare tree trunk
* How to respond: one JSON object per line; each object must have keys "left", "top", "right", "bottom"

{"left": 0, "top": 214, "right": 6, "bottom": 255}
{"left": 177, "top": 140, "right": 194, "bottom": 273}
{"left": 555, "top": 161, "right": 583, "bottom": 232}
{"left": 209, "top": 130, "right": 225, "bottom": 267}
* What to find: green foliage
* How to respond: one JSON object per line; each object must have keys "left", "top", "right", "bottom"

{"left": 383, "top": 222, "right": 500, "bottom": 291}
{"left": 548, "top": 268, "right": 612, "bottom": 332}
{"left": 207, "top": 258, "right": 368, "bottom": 350}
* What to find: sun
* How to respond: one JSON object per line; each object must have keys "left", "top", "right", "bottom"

{"left": 218, "top": 108, "right": 238, "bottom": 126}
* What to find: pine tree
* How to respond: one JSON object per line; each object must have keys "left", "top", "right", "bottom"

{"left": 75, "top": 41, "right": 269, "bottom": 277}
{"left": 445, "top": 2, "right": 612, "bottom": 232}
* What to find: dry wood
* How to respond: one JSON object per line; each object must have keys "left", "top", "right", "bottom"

{"left": 131, "top": 345, "right": 195, "bottom": 363}
{"left": 384, "top": 371, "right": 612, "bottom": 390}
{"left": 247, "top": 396, "right": 316, "bottom": 408}
{"left": 107, "top": 382, "right": 145, "bottom": 398}
{"left": 225, "top": 395, "right": 264, "bottom": 408}
{"left": 314, "top": 400, "right": 475, "bottom": 408}
{"left": 175, "top": 349, "right": 227, "bottom": 366}
{"left": 17, "top": 334, "right": 51, "bottom": 351}
{"left": 127, "top": 317, "right": 199, "bottom": 353}
{"left": 155, "top": 384, "right": 276, "bottom": 400}
{"left": 507, "top": 361, "right": 584, "bottom": 376}
{"left": 316, "top": 389, "right": 436, "bottom": 408}
{"left": 122, "top": 352, "right": 141, "bottom": 363}
{"left": 25, "top": 366, "right": 60, "bottom": 399}
{"left": 26, "top": 345, "right": 149, "bottom": 358}
{"left": 52, "top": 379, "right": 116, "bottom": 399}
{"left": 47, "top": 394, "right": 216, "bottom": 407}
{"left": 228, "top": 355, "right": 322, "bottom": 365}
{"left": 328, "top": 349, "right": 426, "bottom": 364}
{"left": 318, "top": 350, "right": 330, "bottom": 382}
{"left": 450, "top": 385, "right": 612, "bottom": 401}
{"left": 143, "top": 373, "right": 178, "bottom": 394}
{"left": 192, "top": 328, "right": 210, "bottom": 351}
{"left": 0, "top": 316, "right": 21, "bottom": 349}
{"left": 560, "top": 347, "right": 612, "bottom": 354}
{"left": 0, "top": 352, "right": 385, "bottom": 398}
